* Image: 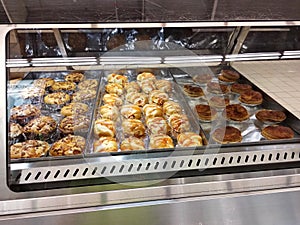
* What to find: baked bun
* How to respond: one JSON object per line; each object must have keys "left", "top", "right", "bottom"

{"left": 149, "top": 90, "right": 169, "bottom": 106}
{"left": 223, "top": 104, "right": 249, "bottom": 122}
{"left": 168, "top": 113, "right": 190, "bottom": 135}
{"left": 183, "top": 84, "right": 204, "bottom": 97}
{"left": 98, "top": 104, "right": 119, "bottom": 121}
{"left": 255, "top": 109, "right": 286, "bottom": 123}
{"left": 61, "top": 102, "right": 89, "bottom": 116}
{"left": 177, "top": 132, "right": 202, "bottom": 147}
{"left": 137, "top": 72, "right": 156, "bottom": 82}
{"left": 122, "top": 119, "right": 146, "bottom": 137}
{"left": 10, "top": 104, "right": 41, "bottom": 125}
{"left": 149, "top": 134, "right": 174, "bottom": 149}
{"left": 261, "top": 125, "right": 294, "bottom": 140}
{"left": 126, "top": 92, "right": 148, "bottom": 107}
{"left": 192, "top": 74, "right": 213, "bottom": 84}
{"left": 220, "top": 69, "right": 240, "bottom": 81}
{"left": 231, "top": 83, "right": 252, "bottom": 94}
{"left": 208, "top": 96, "right": 230, "bottom": 109}
{"left": 120, "top": 104, "right": 142, "bottom": 119}
{"left": 34, "top": 78, "right": 54, "bottom": 88}
{"left": 107, "top": 73, "right": 128, "bottom": 87}
{"left": 105, "top": 83, "right": 124, "bottom": 96}
{"left": 125, "top": 81, "right": 141, "bottom": 93}
{"left": 239, "top": 90, "right": 263, "bottom": 105}
{"left": 94, "top": 118, "right": 116, "bottom": 138}
{"left": 58, "top": 115, "right": 90, "bottom": 135}
{"left": 72, "top": 89, "right": 97, "bottom": 102}
{"left": 143, "top": 104, "right": 163, "bottom": 119}
{"left": 207, "top": 82, "right": 229, "bottom": 94}
{"left": 195, "top": 104, "right": 217, "bottom": 121}
{"left": 44, "top": 92, "right": 71, "bottom": 105}
{"left": 146, "top": 117, "right": 169, "bottom": 135}
{"left": 140, "top": 80, "right": 156, "bottom": 94}
{"left": 50, "top": 135, "right": 86, "bottom": 156}
{"left": 212, "top": 126, "right": 242, "bottom": 144}
{"left": 10, "top": 140, "right": 50, "bottom": 159}
{"left": 65, "top": 72, "right": 85, "bottom": 83}
{"left": 24, "top": 116, "right": 57, "bottom": 140}
{"left": 93, "top": 137, "right": 118, "bottom": 153}
{"left": 155, "top": 80, "right": 172, "bottom": 92}
{"left": 163, "top": 101, "right": 182, "bottom": 117}
{"left": 50, "top": 81, "right": 76, "bottom": 92}
{"left": 78, "top": 79, "right": 98, "bottom": 90}
{"left": 103, "top": 93, "right": 123, "bottom": 107}
{"left": 120, "top": 137, "right": 145, "bottom": 151}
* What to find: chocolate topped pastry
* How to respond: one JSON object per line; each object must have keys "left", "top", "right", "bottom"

{"left": 33, "top": 78, "right": 55, "bottom": 88}
{"left": 220, "top": 69, "right": 240, "bottom": 82}
{"left": 44, "top": 92, "right": 71, "bottom": 109}
{"left": 50, "top": 81, "right": 76, "bottom": 92}
{"left": 183, "top": 84, "right": 204, "bottom": 98}
{"left": 261, "top": 125, "right": 294, "bottom": 140}
{"left": 9, "top": 122, "right": 25, "bottom": 144}
{"left": 50, "top": 135, "right": 86, "bottom": 156}
{"left": 65, "top": 72, "right": 85, "bottom": 83}
{"left": 10, "top": 104, "right": 41, "bottom": 125}
{"left": 223, "top": 104, "right": 249, "bottom": 122}
{"left": 192, "top": 74, "right": 213, "bottom": 84}
{"left": 58, "top": 115, "right": 90, "bottom": 136}
{"left": 24, "top": 116, "right": 57, "bottom": 140}
{"left": 212, "top": 126, "right": 242, "bottom": 144}
{"left": 195, "top": 104, "right": 217, "bottom": 121}
{"left": 10, "top": 140, "right": 50, "bottom": 159}
{"left": 239, "top": 90, "right": 263, "bottom": 105}
{"left": 231, "top": 83, "right": 252, "bottom": 94}
{"left": 61, "top": 102, "right": 89, "bottom": 117}
{"left": 255, "top": 109, "right": 286, "bottom": 123}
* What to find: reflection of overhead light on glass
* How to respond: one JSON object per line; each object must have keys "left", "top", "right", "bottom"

{"left": 225, "top": 52, "right": 280, "bottom": 62}
{"left": 282, "top": 50, "right": 300, "bottom": 59}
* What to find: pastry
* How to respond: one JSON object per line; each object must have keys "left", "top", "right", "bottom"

{"left": 9, "top": 123, "right": 25, "bottom": 144}
{"left": 149, "top": 134, "right": 174, "bottom": 149}
{"left": 120, "top": 104, "right": 142, "bottom": 119}
{"left": 239, "top": 90, "right": 263, "bottom": 105}
{"left": 255, "top": 109, "right": 286, "bottom": 123}
{"left": 149, "top": 90, "right": 169, "bottom": 106}
{"left": 143, "top": 104, "right": 163, "bottom": 119}
{"left": 24, "top": 116, "right": 57, "bottom": 141}
{"left": 65, "top": 72, "right": 85, "bottom": 83}
{"left": 207, "top": 82, "right": 229, "bottom": 94}
{"left": 223, "top": 104, "right": 249, "bottom": 122}
{"left": 177, "top": 132, "right": 203, "bottom": 147}
{"left": 125, "top": 81, "right": 141, "bottom": 93}
{"left": 72, "top": 89, "right": 97, "bottom": 102}
{"left": 44, "top": 92, "right": 71, "bottom": 109}
{"left": 10, "top": 140, "right": 50, "bottom": 159}
{"left": 168, "top": 113, "right": 190, "bottom": 135}
{"left": 146, "top": 117, "right": 169, "bottom": 135}
{"left": 212, "top": 126, "right": 242, "bottom": 144}
{"left": 103, "top": 93, "right": 123, "bottom": 107}
{"left": 183, "top": 84, "right": 204, "bottom": 97}
{"left": 120, "top": 137, "right": 145, "bottom": 151}
{"left": 137, "top": 72, "right": 156, "bottom": 82}
{"left": 261, "top": 125, "right": 294, "bottom": 140}
{"left": 10, "top": 104, "right": 41, "bottom": 125}
{"left": 94, "top": 137, "right": 118, "bottom": 153}
{"left": 105, "top": 83, "right": 124, "bottom": 96}
{"left": 50, "top": 81, "right": 76, "bottom": 92}
{"left": 155, "top": 80, "right": 172, "bottom": 92}
{"left": 192, "top": 74, "right": 213, "bottom": 84}
{"left": 140, "top": 80, "right": 156, "bottom": 94}
{"left": 163, "top": 101, "right": 182, "bottom": 117}
{"left": 220, "top": 69, "right": 240, "bottom": 81}
{"left": 107, "top": 73, "right": 128, "bottom": 87}
{"left": 94, "top": 118, "right": 116, "bottom": 138}
{"left": 98, "top": 104, "right": 119, "bottom": 121}
{"left": 195, "top": 104, "right": 217, "bottom": 121}
{"left": 122, "top": 119, "right": 146, "bottom": 137}
{"left": 33, "top": 78, "right": 55, "bottom": 88}
{"left": 208, "top": 96, "right": 230, "bottom": 109}
{"left": 58, "top": 115, "right": 90, "bottom": 136}
{"left": 61, "top": 102, "right": 89, "bottom": 116}
{"left": 21, "top": 87, "right": 45, "bottom": 102}
{"left": 125, "top": 92, "right": 148, "bottom": 107}
{"left": 78, "top": 79, "right": 98, "bottom": 90}
{"left": 50, "top": 135, "right": 86, "bottom": 156}
{"left": 231, "top": 83, "right": 252, "bottom": 94}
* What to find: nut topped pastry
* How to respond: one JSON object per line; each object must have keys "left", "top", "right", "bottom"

{"left": 120, "top": 104, "right": 142, "bottom": 119}
{"left": 58, "top": 115, "right": 90, "bottom": 135}
{"left": 107, "top": 73, "right": 128, "bottom": 87}
{"left": 149, "top": 134, "right": 174, "bottom": 149}
{"left": 50, "top": 81, "right": 76, "bottom": 92}
{"left": 44, "top": 92, "right": 71, "bottom": 105}
{"left": 120, "top": 136, "right": 145, "bottom": 151}
{"left": 24, "top": 116, "right": 57, "bottom": 140}
{"left": 239, "top": 90, "right": 263, "bottom": 105}
{"left": 212, "top": 126, "right": 242, "bottom": 144}
{"left": 10, "top": 104, "right": 41, "bottom": 125}
{"left": 122, "top": 119, "right": 146, "bottom": 137}
{"left": 177, "top": 132, "right": 203, "bottom": 147}
{"left": 195, "top": 104, "right": 217, "bottom": 121}
{"left": 94, "top": 118, "right": 116, "bottom": 138}
{"left": 261, "top": 125, "right": 294, "bottom": 140}
{"left": 146, "top": 117, "right": 169, "bottom": 135}
{"left": 61, "top": 102, "right": 89, "bottom": 117}
{"left": 50, "top": 135, "right": 86, "bottom": 156}
{"left": 78, "top": 79, "right": 98, "bottom": 90}
{"left": 103, "top": 93, "right": 123, "bottom": 107}
{"left": 255, "top": 109, "right": 286, "bottom": 123}
{"left": 126, "top": 92, "right": 148, "bottom": 107}
{"left": 183, "top": 84, "right": 204, "bottom": 98}
{"left": 72, "top": 89, "right": 97, "bottom": 102}
{"left": 94, "top": 137, "right": 118, "bottom": 153}
{"left": 149, "top": 90, "right": 169, "bottom": 106}
{"left": 65, "top": 72, "right": 85, "bottom": 83}
{"left": 143, "top": 104, "right": 163, "bottom": 119}
{"left": 223, "top": 104, "right": 249, "bottom": 122}
{"left": 207, "top": 81, "right": 229, "bottom": 94}
{"left": 33, "top": 77, "right": 55, "bottom": 88}
{"left": 105, "top": 83, "right": 124, "bottom": 96}
{"left": 231, "top": 83, "right": 252, "bottom": 94}
{"left": 192, "top": 74, "right": 213, "bottom": 85}
{"left": 10, "top": 140, "right": 50, "bottom": 159}
{"left": 98, "top": 104, "right": 119, "bottom": 121}
{"left": 208, "top": 96, "right": 230, "bottom": 109}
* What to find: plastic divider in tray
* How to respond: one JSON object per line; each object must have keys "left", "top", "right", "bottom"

{"left": 85, "top": 68, "right": 201, "bottom": 155}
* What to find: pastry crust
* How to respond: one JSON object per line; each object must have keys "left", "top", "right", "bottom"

{"left": 33, "top": 78, "right": 55, "bottom": 88}
{"left": 168, "top": 113, "right": 190, "bottom": 134}
{"left": 163, "top": 101, "right": 182, "bottom": 117}
{"left": 140, "top": 80, "right": 156, "bottom": 94}
{"left": 261, "top": 125, "right": 294, "bottom": 140}
{"left": 212, "top": 126, "right": 242, "bottom": 144}
{"left": 239, "top": 90, "right": 263, "bottom": 105}
{"left": 208, "top": 96, "right": 230, "bottom": 109}
{"left": 24, "top": 116, "right": 57, "bottom": 138}
{"left": 149, "top": 90, "right": 169, "bottom": 106}
{"left": 120, "top": 137, "right": 145, "bottom": 151}
{"left": 10, "top": 104, "right": 41, "bottom": 125}
{"left": 44, "top": 92, "right": 71, "bottom": 105}
{"left": 98, "top": 104, "right": 119, "bottom": 121}
{"left": 155, "top": 80, "right": 172, "bottom": 92}
{"left": 10, "top": 140, "right": 50, "bottom": 159}
{"left": 143, "top": 104, "right": 163, "bottom": 119}
{"left": 50, "top": 81, "right": 76, "bottom": 92}
{"left": 58, "top": 115, "right": 90, "bottom": 135}
{"left": 137, "top": 72, "right": 156, "bottom": 82}
{"left": 105, "top": 83, "right": 124, "bottom": 96}
{"left": 124, "top": 81, "right": 141, "bottom": 93}
{"left": 103, "top": 93, "right": 123, "bottom": 107}
{"left": 207, "top": 82, "right": 229, "bottom": 94}
{"left": 192, "top": 74, "right": 213, "bottom": 84}
{"left": 72, "top": 89, "right": 97, "bottom": 102}
{"left": 65, "top": 72, "right": 85, "bottom": 83}
{"left": 61, "top": 102, "right": 89, "bottom": 116}
{"left": 126, "top": 92, "right": 148, "bottom": 107}
{"left": 195, "top": 104, "right": 217, "bottom": 121}
{"left": 94, "top": 118, "right": 116, "bottom": 138}
{"left": 146, "top": 117, "right": 169, "bottom": 135}
{"left": 255, "top": 109, "right": 286, "bottom": 123}
{"left": 9, "top": 123, "right": 24, "bottom": 139}
{"left": 223, "top": 104, "right": 249, "bottom": 122}
{"left": 231, "top": 83, "right": 252, "bottom": 94}
{"left": 94, "top": 137, "right": 118, "bottom": 153}
{"left": 120, "top": 104, "right": 142, "bottom": 119}
{"left": 177, "top": 132, "right": 203, "bottom": 147}
{"left": 78, "top": 79, "right": 98, "bottom": 90}
{"left": 107, "top": 73, "right": 128, "bottom": 87}
{"left": 183, "top": 84, "right": 204, "bottom": 97}
{"left": 122, "top": 119, "right": 146, "bottom": 137}
{"left": 50, "top": 135, "right": 86, "bottom": 156}
{"left": 149, "top": 134, "right": 174, "bottom": 149}
{"left": 21, "top": 87, "right": 45, "bottom": 100}
{"left": 220, "top": 69, "right": 240, "bottom": 81}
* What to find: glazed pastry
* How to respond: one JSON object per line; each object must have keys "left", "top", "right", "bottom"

{"left": 122, "top": 119, "right": 146, "bottom": 137}
{"left": 21, "top": 87, "right": 45, "bottom": 101}
{"left": 107, "top": 73, "right": 128, "bottom": 87}
{"left": 94, "top": 118, "right": 116, "bottom": 137}
{"left": 183, "top": 84, "right": 204, "bottom": 98}
{"left": 168, "top": 113, "right": 190, "bottom": 135}
{"left": 212, "top": 126, "right": 242, "bottom": 144}
{"left": 120, "top": 104, "right": 142, "bottom": 119}
{"left": 78, "top": 79, "right": 98, "bottom": 90}
{"left": 143, "top": 104, "right": 163, "bottom": 119}
{"left": 120, "top": 137, "right": 145, "bottom": 151}
{"left": 231, "top": 83, "right": 252, "bottom": 94}
{"left": 72, "top": 89, "right": 97, "bottom": 102}
{"left": 103, "top": 93, "right": 123, "bottom": 107}
{"left": 9, "top": 123, "right": 24, "bottom": 144}
{"left": 220, "top": 69, "right": 240, "bottom": 81}
{"left": 94, "top": 137, "right": 118, "bottom": 153}
{"left": 137, "top": 72, "right": 156, "bottom": 82}
{"left": 192, "top": 74, "right": 213, "bottom": 84}
{"left": 261, "top": 125, "right": 294, "bottom": 140}
{"left": 125, "top": 81, "right": 141, "bottom": 93}
{"left": 177, "top": 132, "right": 203, "bottom": 147}
{"left": 208, "top": 96, "right": 230, "bottom": 109}
{"left": 58, "top": 115, "right": 90, "bottom": 135}
{"left": 223, "top": 104, "right": 249, "bottom": 122}
{"left": 10, "top": 104, "right": 41, "bottom": 125}
{"left": 255, "top": 109, "right": 286, "bottom": 123}
{"left": 146, "top": 117, "right": 169, "bottom": 135}
{"left": 10, "top": 140, "right": 50, "bottom": 159}
{"left": 105, "top": 83, "right": 124, "bottom": 96}
{"left": 33, "top": 78, "right": 55, "bottom": 88}
{"left": 149, "top": 90, "right": 169, "bottom": 106}
{"left": 207, "top": 82, "right": 229, "bottom": 94}
{"left": 239, "top": 90, "right": 263, "bottom": 105}
{"left": 24, "top": 116, "right": 57, "bottom": 140}
{"left": 61, "top": 102, "right": 89, "bottom": 116}
{"left": 163, "top": 101, "right": 182, "bottom": 117}
{"left": 50, "top": 135, "right": 86, "bottom": 156}
{"left": 50, "top": 81, "right": 76, "bottom": 92}
{"left": 195, "top": 104, "right": 217, "bottom": 121}
{"left": 140, "top": 80, "right": 156, "bottom": 94}
{"left": 125, "top": 92, "right": 148, "bottom": 107}
{"left": 98, "top": 104, "right": 119, "bottom": 121}
{"left": 149, "top": 134, "right": 174, "bottom": 149}
{"left": 65, "top": 72, "right": 85, "bottom": 83}
{"left": 155, "top": 80, "right": 172, "bottom": 92}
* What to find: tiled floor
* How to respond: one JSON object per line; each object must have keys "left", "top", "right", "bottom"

{"left": 233, "top": 60, "right": 300, "bottom": 119}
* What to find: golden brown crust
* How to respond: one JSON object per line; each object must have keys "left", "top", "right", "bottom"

{"left": 50, "top": 135, "right": 86, "bottom": 156}
{"left": 207, "top": 82, "right": 229, "bottom": 94}
{"left": 163, "top": 101, "right": 182, "bottom": 117}
{"left": 33, "top": 78, "right": 55, "bottom": 88}
{"left": 21, "top": 87, "right": 45, "bottom": 99}
{"left": 140, "top": 80, "right": 156, "bottom": 94}
{"left": 239, "top": 90, "right": 263, "bottom": 105}
{"left": 208, "top": 96, "right": 230, "bottom": 108}
{"left": 9, "top": 123, "right": 24, "bottom": 139}
{"left": 143, "top": 104, "right": 163, "bottom": 119}
{"left": 120, "top": 137, "right": 145, "bottom": 151}
{"left": 107, "top": 73, "right": 128, "bottom": 87}
{"left": 120, "top": 104, "right": 142, "bottom": 119}
{"left": 218, "top": 74, "right": 236, "bottom": 83}
{"left": 61, "top": 103, "right": 89, "bottom": 116}
{"left": 50, "top": 81, "right": 76, "bottom": 92}
{"left": 146, "top": 117, "right": 169, "bottom": 135}
{"left": 122, "top": 119, "right": 146, "bottom": 137}
{"left": 78, "top": 79, "right": 98, "bottom": 90}
{"left": 72, "top": 89, "right": 97, "bottom": 102}
{"left": 126, "top": 92, "right": 148, "bottom": 107}
{"left": 149, "top": 134, "right": 174, "bottom": 149}
{"left": 137, "top": 72, "right": 156, "bottom": 82}
{"left": 10, "top": 104, "right": 41, "bottom": 124}
{"left": 94, "top": 137, "right": 118, "bottom": 153}
{"left": 10, "top": 140, "right": 50, "bottom": 159}
{"left": 261, "top": 125, "right": 294, "bottom": 140}
{"left": 168, "top": 113, "right": 190, "bottom": 134}
{"left": 192, "top": 74, "right": 213, "bottom": 84}
{"left": 177, "top": 132, "right": 203, "bottom": 147}
{"left": 24, "top": 116, "right": 57, "bottom": 136}
{"left": 94, "top": 118, "right": 116, "bottom": 138}
{"left": 98, "top": 104, "right": 119, "bottom": 121}
{"left": 223, "top": 104, "right": 249, "bottom": 122}
{"left": 58, "top": 115, "right": 90, "bottom": 135}
{"left": 103, "top": 93, "right": 123, "bottom": 107}
{"left": 65, "top": 72, "right": 85, "bottom": 83}
{"left": 212, "top": 126, "right": 242, "bottom": 144}
{"left": 221, "top": 69, "right": 240, "bottom": 81}
{"left": 155, "top": 80, "right": 172, "bottom": 92}
{"left": 149, "top": 90, "right": 169, "bottom": 106}
{"left": 255, "top": 109, "right": 286, "bottom": 123}
{"left": 105, "top": 83, "right": 124, "bottom": 96}
{"left": 44, "top": 92, "right": 71, "bottom": 105}
{"left": 231, "top": 83, "right": 252, "bottom": 94}
{"left": 183, "top": 85, "right": 204, "bottom": 97}
{"left": 124, "top": 81, "right": 141, "bottom": 93}
{"left": 195, "top": 104, "right": 217, "bottom": 121}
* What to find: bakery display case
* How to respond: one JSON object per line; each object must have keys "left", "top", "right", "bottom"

{"left": 1, "top": 1, "right": 300, "bottom": 224}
